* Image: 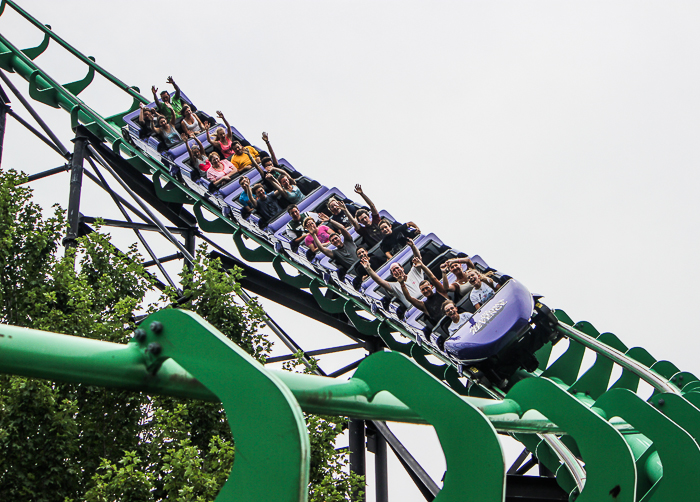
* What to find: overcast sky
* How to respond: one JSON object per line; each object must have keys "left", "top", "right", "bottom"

{"left": 2, "top": 1, "right": 700, "bottom": 500}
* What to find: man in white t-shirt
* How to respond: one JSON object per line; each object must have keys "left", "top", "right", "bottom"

{"left": 430, "top": 300, "right": 473, "bottom": 350}
{"left": 360, "top": 238, "right": 424, "bottom": 310}
{"left": 443, "top": 300, "right": 473, "bottom": 336}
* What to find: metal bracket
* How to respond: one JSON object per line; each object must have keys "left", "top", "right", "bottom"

{"left": 28, "top": 69, "right": 59, "bottom": 108}
{"left": 272, "top": 255, "right": 312, "bottom": 288}
{"left": 232, "top": 229, "right": 274, "bottom": 262}
{"left": 193, "top": 200, "right": 233, "bottom": 234}
{"left": 63, "top": 56, "right": 95, "bottom": 96}
{"left": 21, "top": 25, "right": 50, "bottom": 60}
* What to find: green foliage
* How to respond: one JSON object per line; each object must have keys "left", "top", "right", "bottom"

{"left": 159, "top": 245, "right": 271, "bottom": 364}
{"left": 0, "top": 167, "right": 360, "bottom": 501}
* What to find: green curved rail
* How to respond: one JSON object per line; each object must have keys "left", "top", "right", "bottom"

{"left": 1, "top": 2, "right": 700, "bottom": 500}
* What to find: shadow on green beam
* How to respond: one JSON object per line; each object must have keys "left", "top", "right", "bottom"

{"left": 342, "top": 301, "right": 380, "bottom": 337}
{"left": 152, "top": 171, "right": 195, "bottom": 204}
{"left": 272, "top": 255, "right": 312, "bottom": 288}
{"left": 232, "top": 229, "right": 274, "bottom": 262}
{"left": 193, "top": 200, "right": 234, "bottom": 234}
{"left": 377, "top": 321, "right": 413, "bottom": 356}
{"left": 309, "top": 279, "right": 347, "bottom": 313}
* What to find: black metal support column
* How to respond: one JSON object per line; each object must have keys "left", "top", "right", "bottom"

{"left": 349, "top": 419, "right": 366, "bottom": 501}
{"left": 184, "top": 227, "right": 196, "bottom": 272}
{"left": 63, "top": 134, "right": 88, "bottom": 247}
{"left": 365, "top": 338, "right": 389, "bottom": 502}
{"left": 374, "top": 432, "right": 388, "bottom": 502}
{"left": 366, "top": 421, "right": 389, "bottom": 502}
{"left": 0, "top": 84, "right": 9, "bottom": 165}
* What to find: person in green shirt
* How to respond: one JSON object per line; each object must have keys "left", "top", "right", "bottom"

{"left": 152, "top": 76, "right": 183, "bottom": 121}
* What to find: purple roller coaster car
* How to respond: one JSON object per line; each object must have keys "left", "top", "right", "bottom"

{"left": 444, "top": 279, "right": 534, "bottom": 363}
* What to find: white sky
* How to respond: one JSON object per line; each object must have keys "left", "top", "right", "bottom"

{"left": 2, "top": 1, "right": 700, "bottom": 500}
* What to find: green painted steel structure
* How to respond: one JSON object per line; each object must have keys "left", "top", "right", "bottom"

{"left": 1, "top": 1, "right": 700, "bottom": 500}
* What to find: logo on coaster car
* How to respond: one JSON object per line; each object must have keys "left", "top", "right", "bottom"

{"left": 469, "top": 299, "right": 508, "bottom": 335}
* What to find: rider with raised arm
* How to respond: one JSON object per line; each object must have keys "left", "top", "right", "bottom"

{"left": 439, "top": 256, "right": 477, "bottom": 301}
{"left": 323, "top": 196, "right": 357, "bottom": 228}
{"left": 152, "top": 76, "right": 183, "bottom": 121}
{"left": 345, "top": 184, "right": 384, "bottom": 248}
{"left": 137, "top": 103, "right": 157, "bottom": 139}
{"left": 285, "top": 204, "right": 320, "bottom": 250}
{"left": 397, "top": 258, "right": 448, "bottom": 323}
{"left": 467, "top": 269, "right": 500, "bottom": 309}
{"left": 238, "top": 176, "right": 257, "bottom": 218}
{"left": 151, "top": 102, "right": 181, "bottom": 148}
{"left": 311, "top": 218, "right": 358, "bottom": 270}
{"left": 206, "top": 111, "right": 236, "bottom": 160}
{"left": 360, "top": 238, "right": 425, "bottom": 310}
{"left": 262, "top": 131, "right": 281, "bottom": 168}
{"left": 249, "top": 181, "right": 284, "bottom": 224}
{"left": 230, "top": 141, "right": 259, "bottom": 172}
{"left": 378, "top": 219, "right": 421, "bottom": 260}
{"left": 263, "top": 173, "right": 303, "bottom": 204}
{"left": 245, "top": 148, "right": 292, "bottom": 191}
{"left": 184, "top": 132, "right": 211, "bottom": 175}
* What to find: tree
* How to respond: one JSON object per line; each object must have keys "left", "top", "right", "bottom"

{"left": 0, "top": 167, "right": 363, "bottom": 501}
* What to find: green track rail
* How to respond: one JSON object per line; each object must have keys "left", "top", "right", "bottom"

{"left": 1, "top": 2, "right": 699, "bottom": 501}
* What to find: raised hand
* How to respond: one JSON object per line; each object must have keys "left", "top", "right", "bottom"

{"left": 166, "top": 76, "right": 175, "bottom": 85}
{"left": 262, "top": 132, "right": 269, "bottom": 142}
{"left": 413, "top": 257, "right": 423, "bottom": 268}
{"left": 354, "top": 184, "right": 363, "bottom": 195}
{"left": 361, "top": 257, "right": 370, "bottom": 270}
{"left": 440, "top": 262, "right": 449, "bottom": 274}
{"left": 398, "top": 274, "right": 407, "bottom": 284}
{"left": 151, "top": 86, "right": 158, "bottom": 95}
{"left": 318, "top": 213, "right": 329, "bottom": 222}
{"left": 216, "top": 110, "right": 224, "bottom": 119}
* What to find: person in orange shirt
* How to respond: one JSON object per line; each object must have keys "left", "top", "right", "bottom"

{"left": 230, "top": 141, "right": 260, "bottom": 172}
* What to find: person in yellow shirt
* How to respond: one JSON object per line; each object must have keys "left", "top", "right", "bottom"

{"left": 230, "top": 141, "right": 260, "bottom": 171}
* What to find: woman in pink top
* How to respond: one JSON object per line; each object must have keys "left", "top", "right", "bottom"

{"left": 303, "top": 217, "right": 331, "bottom": 252}
{"left": 206, "top": 110, "right": 235, "bottom": 159}
{"left": 206, "top": 152, "right": 236, "bottom": 186}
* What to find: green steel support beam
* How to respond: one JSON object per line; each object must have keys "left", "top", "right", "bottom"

{"left": 353, "top": 351, "right": 506, "bottom": 502}
{"left": 506, "top": 377, "right": 638, "bottom": 502}
{"left": 596, "top": 389, "right": 700, "bottom": 502}
{"left": 138, "top": 309, "right": 310, "bottom": 502}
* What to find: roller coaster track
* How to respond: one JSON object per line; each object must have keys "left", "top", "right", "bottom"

{"left": 1, "top": 2, "right": 700, "bottom": 501}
